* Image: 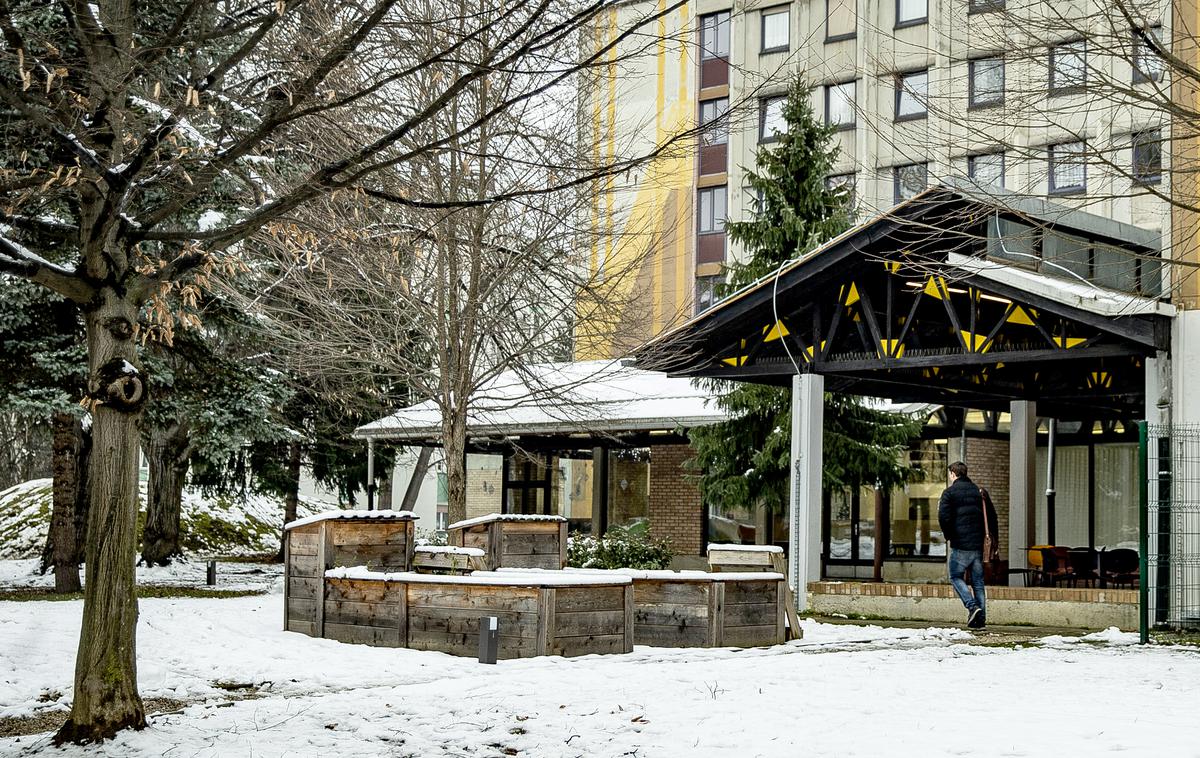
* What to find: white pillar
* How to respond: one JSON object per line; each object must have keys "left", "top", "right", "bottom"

{"left": 366, "top": 438, "right": 376, "bottom": 511}
{"left": 789, "top": 373, "right": 823, "bottom": 612}
{"left": 1008, "top": 400, "right": 1036, "bottom": 584}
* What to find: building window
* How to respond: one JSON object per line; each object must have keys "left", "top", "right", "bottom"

{"left": 1050, "top": 40, "right": 1087, "bottom": 93}
{"left": 895, "top": 70, "right": 928, "bottom": 120}
{"left": 700, "top": 11, "right": 731, "bottom": 60}
{"left": 700, "top": 98, "right": 729, "bottom": 145}
{"left": 695, "top": 274, "right": 723, "bottom": 314}
{"left": 825, "top": 81, "right": 856, "bottom": 129}
{"left": 968, "top": 152, "right": 1005, "bottom": 188}
{"left": 759, "top": 95, "right": 787, "bottom": 142}
{"left": 896, "top": 0, "right": 927, "bottom": 27}
{"left": 968, "top": 0, "right": 1003, "bottom": 13}
{"left": 893, "top": 163, "right": 928, "bottom": 204}
{"left": 826, "top": 0, "right": 856, "bottom": 41}
{"left": 826, "top": 172, "right": 856, "bottom": 210}
{"left": 1049, "top": 141, "right": 1086, "bottom": 194}
{"left": 1133, "top": 25, "right": 1165, "bottom": 83}
{"left": 968, "top": 57, "right": 1004, "bottom": 108}
{"left": 761, "top": 6, "right": 789, "bottom": 53}
{"left": 698, "top": 185, "right": 727, "bottom": 234}
{"left": 435, "top": 507, "right": 449, "bottom": 531}
{"left": 1132, "top": 130, "right": 1162, "bottom": 185}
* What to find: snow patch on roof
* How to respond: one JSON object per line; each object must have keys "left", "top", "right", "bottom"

{"left": 325, "top": 566, "right": 630, "bottom": 587}
{"left": 285, "top": 509, "right": 417, "bottom": 531}
{"left": 707, "top": 543, "right": 784, "bottom": 554}
{"left": 414, "top": 545, "right": 485, "bottom": 558}
{"left": 448, "top": 513, "right": 566, "bottom": 531}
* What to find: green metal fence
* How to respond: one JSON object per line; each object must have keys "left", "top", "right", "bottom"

{"left": 1139, "top": 422, "right": 1200, "bottom": 642}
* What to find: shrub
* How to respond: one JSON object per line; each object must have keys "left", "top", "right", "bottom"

{"left": 567, "top": 525, "right": 673, "bottom": 570}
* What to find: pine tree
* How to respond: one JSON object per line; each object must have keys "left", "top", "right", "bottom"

{"left": 689, "top": 76, "right": 923, "bottom": 523}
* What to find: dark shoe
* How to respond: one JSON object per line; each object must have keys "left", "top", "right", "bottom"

{"left": 967, "top": 608, "right": 986, "bottom": 629}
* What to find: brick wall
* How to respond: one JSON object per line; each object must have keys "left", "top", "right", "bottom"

{"left": 966, "top": 437, "right": 1010, "bottom": 559}
{"left": 648, "top": 444, "right": 703, "bottom": 556}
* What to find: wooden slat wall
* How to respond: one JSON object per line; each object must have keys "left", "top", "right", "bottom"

{"left": 323, "top": 578, "right": 404, "bottom": 647}
{"left": 406, "top": 582, "right": 540, "bottom": 659}
{"left": 552, "top": 585, "right": 632, "bottom": 656}
{"left": 285, "top": 524, "right": 321, "bottom": 636}
{"left": 631, "top": 580, "right": 714, "bottom": 647}
{"left": 719, "top": 579, "right": 783, "bottom": 648}
{"left": 327, "top": 521, "right": 413, "bottom": 572}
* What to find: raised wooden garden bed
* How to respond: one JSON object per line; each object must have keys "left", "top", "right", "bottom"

{"left": 318, "top": 568, "right": 634, "bottom": 659}
{"left": 447, "top": 513, "right": 567, "bottom": 571}
{"left": 627, "top": 570, "right": 786, "bottom": 648}
{"left": 283, "top": 510, "right": 417, "bottom": 636}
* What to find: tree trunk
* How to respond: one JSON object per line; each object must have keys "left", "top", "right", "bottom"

{"left": 42, "top": 413, "right": 89, "bottom": 592}
{"left": 378, "top": 464, "right": 393, "bottom": 510}
{"left": 55, "top": 293, "right": 147, "bottom": 744}
{"left": 445, "top": 421, "right": 468, "bottom": 525}
{"left": 141, "top": 423, "right": 191, "bottom": 566}
{"left": 400, "top": 446, "right": 433, "bottom": 512}
{"left": 276, "top": 440, "right": 303, "bottom": 562}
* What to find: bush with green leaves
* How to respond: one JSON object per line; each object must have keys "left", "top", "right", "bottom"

{"left": 567, "top": 525, "right": 673, "bottom": 570}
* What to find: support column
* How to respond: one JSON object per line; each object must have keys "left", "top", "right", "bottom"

{"left": 789, "top": 373, "right": 823, "bottom": 612}
{"left": 366, "top": 438, "right": 376, "bottom": 511}
{"left": 591, "top": 446, "right": 609, "bottom": 537}
{"left": 1008, "top": 400, "right": 1036, "bottom": 584}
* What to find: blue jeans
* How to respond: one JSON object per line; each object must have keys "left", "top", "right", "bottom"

{"left": 949, "top": 548, "right": 986, "bottom": 614}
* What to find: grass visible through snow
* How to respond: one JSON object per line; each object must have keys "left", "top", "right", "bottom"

{"left": 0, "top": 586, "right": 265, "bottom": 602}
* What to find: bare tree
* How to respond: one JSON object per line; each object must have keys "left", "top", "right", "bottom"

{"left": 0, "top": 0, "right": 693, "bottom": 742}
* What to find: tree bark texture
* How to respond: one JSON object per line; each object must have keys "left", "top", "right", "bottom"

{"left": 55, "top": 293, "right": 147, "bottom": 743}
{"left": 276, "top": 440, "right": 303, "bottom": 561}
{"left": 444, "top": 418, "right": 468, "bottom": 525}
{"left": 43, "top": 412, "right": 90, "bottom": 592}
{"left": 400, "top": 446, "right": 433, "bottom": 512}
{"left": 378, "top": 463, "right": 393, "bottom": 510}
{"left": 141, "top": 422, "right": 191, "bottom": 566}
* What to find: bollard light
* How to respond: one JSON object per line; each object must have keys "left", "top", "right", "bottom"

{"left": 478, "top": 615, "right": 499, "bottom": 664}
{"left": 206, "top": 560, "right": 217, "bottom": 586}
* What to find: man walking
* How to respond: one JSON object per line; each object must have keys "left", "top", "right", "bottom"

{"left": 938, "top": 461, "right": 990, "bottom": 629}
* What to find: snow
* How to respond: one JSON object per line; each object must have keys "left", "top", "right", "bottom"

{"left": 3, "top": 593, "right": 1199, "bottom": 756}
{"left": 120, "top": 359, "right": 137, "bottom": 374}
{"left": 414, "top": 545, "right": 485, "bottom": 558}
{"left": 504, "top": 567, "right": 786, "bottom": 582}
{"left": 447, "top": 512, "right": 565, "bottom": 530}
{"left": 356, "top": 359, "right": 729, "bottom": 441}
{"left": 284, "top": 509, "right": 418, "bottom": 531}
{"left": 1037, "top": 626, "right": 1141, "bottom": 648}
{"left": 708, "top": 544, "right": 784, "bottom": 554}
{"left": 325, "top": 567, "right": 630, "bottom": 587}
{"left": 0, "top": 558, "right": 281, "bottom": 593}
{"left": 197, "top": 209, "right": 225, "bottom": 231}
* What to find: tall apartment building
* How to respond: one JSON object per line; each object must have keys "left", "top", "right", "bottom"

{"left": 585, "top": 0, "right": 1174, "bottom": 354}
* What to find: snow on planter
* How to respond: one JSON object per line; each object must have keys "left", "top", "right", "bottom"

{"left": 447, "top": 512, "right": 567, "bottom": 571}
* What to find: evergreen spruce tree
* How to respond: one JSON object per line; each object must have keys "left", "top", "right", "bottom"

{"left": 689, "top": 77, "right": 923, "bottom": 527}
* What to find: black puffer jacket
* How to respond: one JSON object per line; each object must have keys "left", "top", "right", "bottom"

{"left": 937, "top": 476, "right": 986, "bottom": 551}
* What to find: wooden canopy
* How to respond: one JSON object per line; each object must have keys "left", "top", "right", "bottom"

{"left": 634, "top": 184, "right": 1172, "bottom": 420}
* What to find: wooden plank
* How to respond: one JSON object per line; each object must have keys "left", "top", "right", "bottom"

{"left": 708, "top": 548, "right": 776, "bottom": 568}
{"left": 412, "top": 552, "right": 476, "bottom": 574}
{"left": 501, "top": 521, "right": 562, "bottom": 534}
{"left": 634, "top": 603, "right": 708, "bottom": 627}
{"left": 288, "top": 553, "right": 321, "bottom": 578}
{"left": 315, "top": 522, "right": 329, "bottom": 638}
{"left": 724, "top": 602, "right": 778, "bottom": 627}
{"left": 324, "top": 600, "right": 399, "bottom": 628}
{"left": 536, "top": 589, "right": 552, "bottom": 656}
{"left": 559, "top": 522, "right": 568, "bottom": 569}
{"left": 488, "top": 521, "right": 501, "bottom": 571}
{"left": 288, "top": 532, "right": 319, "bottom": 555}
{"left": 287, "top": 619, "right": 316, "bottom": 636}
{"left": 636, "top": 624, "right": 709, "bottom": 647}
{"left": 407, "top": 607, "right": 539, "bottom": 638}
{"left": 770, "top": 553, "right": 803, "bottom": 641}
{"left": 633, "top": 581, "right": 709, "bottom": 606}
{"left": 323, "top": 622, "right": 402, "bottom": 647}
{"left": 775, "top": 578, "right": 786, "bottom": 643}
{"left": 721, "top": 624, "right": 781, "bottom": 648}
{"left": 288, "top": 577, "right": 321, "bottom": 601}
{"left": 287, "top": 598, "right": 317, "bottom": 621}
{"left": 405, "top": 521, "right": 415, "bottom": 573}
{"left": 329, "top": 544, "right": 409, "bottom": 570}
{"left": 500, "top": 553, "right": 562, "bottom": 571}
{"left": 722, "top": 581, "right": 778, "bottom": 606}
{"left": 501, "top": 532, "right": 560, "bottom": 556}
{"left": 406, "top": 585, "right": 540, "bottom": 614}
{"left": 623, "top": 584, "right": 634, "bottom": 652}
{"left": 329, "top": 521, "right": 411, "bottom": 546}
{"left": 709, "top": 582, "right": 725, "bottom": 647}
{"left": 555, "top": 610, "right": 624, "bottom": 637}
{"left": 549, "top": 633, "right": 628, "bottom": 658}
{"left": 555, "top": 586, "right": 626, "bottom": 613}
{"left": 325, "top": 578, "right": 397, "bottom": 604}
{"left": 407, "top": 629, "right": 535, "bottom": 659}
{"left": 397, "top": 580, "right": 408, "bottom": 646}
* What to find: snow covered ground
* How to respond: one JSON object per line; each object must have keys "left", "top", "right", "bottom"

{"left": 2, "top": 590, "right": 1198, "bottom": 757}
{"left": 0, "top": 557, "right": 281, "bottom": 593}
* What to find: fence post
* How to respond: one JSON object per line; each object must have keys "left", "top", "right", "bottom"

{"left": 1138, "top": 421, "right": 1149, "bottom": 644}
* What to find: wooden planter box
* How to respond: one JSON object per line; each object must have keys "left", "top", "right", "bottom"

{"left": 283, "top": 511, "right": 417, "bottom": 636}
{"left": 315, "top": 570, "right": 634, "bottom": 659}
{"left": 630, "top": 572, "right": 786, "bottom": 648}
{"left": 447, "top": 514, "right": 567, "bottom": 571}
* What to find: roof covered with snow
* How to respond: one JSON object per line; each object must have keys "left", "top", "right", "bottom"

{"left": 284, "top": 509, "right": 417, "bottom": 531}
{"left": 354, "top": 360, "right": 728, "bottom": 442}
{"left": 448, "top": 513, "right": 566, "bottom": 531}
